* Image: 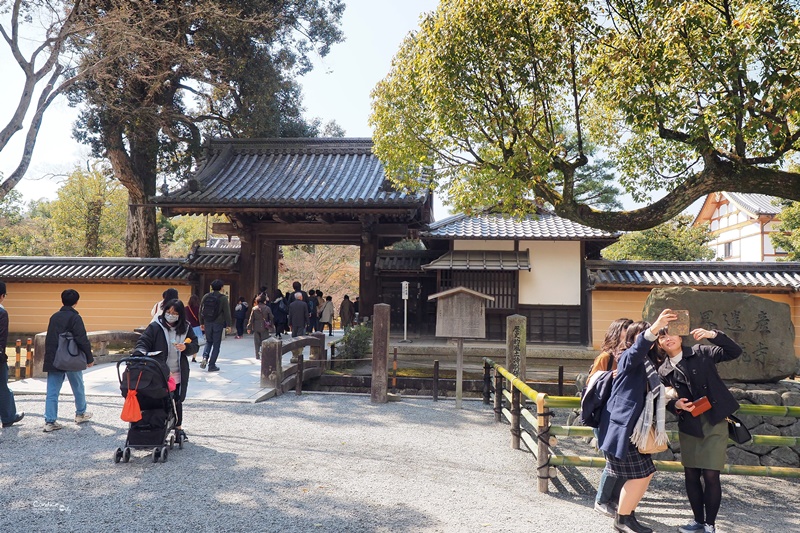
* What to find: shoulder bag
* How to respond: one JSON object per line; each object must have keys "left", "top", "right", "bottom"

{"left": 53, "top": 330, "right": 88, "bottom": 372}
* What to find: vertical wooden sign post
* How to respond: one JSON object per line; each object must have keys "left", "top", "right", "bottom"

{"left": 428, "top": 287, "right": 494, "bottom": 409}
{"left": 506, "top": 315, "right": 527, "bottom": 385}
{"left": 371, "top": 303, "right": 391, "bottom": 403}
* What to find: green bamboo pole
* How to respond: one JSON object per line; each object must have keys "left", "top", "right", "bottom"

{"left": 547, "top": 455, "right": 800, "bottom": 477}
{"left": 736, "top": 404, "right": 800, "bottom": 418}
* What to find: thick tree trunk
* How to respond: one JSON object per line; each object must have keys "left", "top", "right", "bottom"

{"left": 106, "top": 124, "right": 161, "bottom": 258}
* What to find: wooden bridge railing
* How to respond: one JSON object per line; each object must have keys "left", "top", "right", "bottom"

{"left": 260, "top": 332, "right": 328, "bottom": 394}
{"left": 483, "top": 357, "right": 800, "bottom": 493}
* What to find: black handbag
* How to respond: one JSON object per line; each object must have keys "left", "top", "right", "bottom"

{"left": 726, "top": 414, "right": 752, "bottom": 444}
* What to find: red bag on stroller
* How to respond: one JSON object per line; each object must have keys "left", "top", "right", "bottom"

{"left": 121, "top": 372, "right": 143, "bottom": 423}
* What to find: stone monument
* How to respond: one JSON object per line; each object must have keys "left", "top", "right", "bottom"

{"left": 643, "top": 287, "right": 797, "bottom": 382}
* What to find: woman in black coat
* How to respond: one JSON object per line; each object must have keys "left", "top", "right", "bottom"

{"left": 655, "top": 326, "right": 741, "bottom": 533}
{"left": 271, "top": 289, "right": 289, "bottom": 338}
{"left": 134, "top": 298, "right": 198, "bottom": 441}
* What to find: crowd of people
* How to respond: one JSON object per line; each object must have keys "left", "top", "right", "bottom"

{"left": 591, "top": 309, "right": 742, "bottom": 533}
{"left": 0, "top": 279, "right": 359, "bottom": 437}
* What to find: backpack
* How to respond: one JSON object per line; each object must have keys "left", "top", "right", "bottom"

{"left": 202, "top": 293, "right": 221, "bottom": 321}
{"left": 278, "top": 298, "right": 288, "bottom": 313}
{"left": 579, "top": 370, "right": 614, "bottom": 428}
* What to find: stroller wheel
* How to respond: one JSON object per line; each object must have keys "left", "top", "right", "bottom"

{"left": 168, "top": 434, "right": 175, "bottom": 450}
{"left": 177, "top": 433, "right": 184, "bottom": 450}
{"left": 160, "top": 446, "right": 169, "bottom": 463}
{"left": 152, "top": 448, "right": 160, "bottom": 463}
{"left": 123, "top": 447, "right": 132, "bottom": 463}
{"left": 114, "top": 448, "right": 123, "bottom": 464}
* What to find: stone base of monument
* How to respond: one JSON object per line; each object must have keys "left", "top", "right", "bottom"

{"left": 387, "top": 392, "right": 402, "bottom": 402}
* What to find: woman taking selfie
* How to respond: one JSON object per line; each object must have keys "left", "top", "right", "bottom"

{"left": 598, "top": 309, "right": 674, "bottom": 533}
{"left": 654, "top": 322, "right": 742, "bottom": 533}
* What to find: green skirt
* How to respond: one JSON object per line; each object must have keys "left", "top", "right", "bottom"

{"left": 679, "top": 415, "right": 728, "bottom": 471}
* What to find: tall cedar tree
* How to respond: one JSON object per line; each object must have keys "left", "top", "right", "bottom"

{"left": 69, "top": 0, "right": 344, "bottom": 257}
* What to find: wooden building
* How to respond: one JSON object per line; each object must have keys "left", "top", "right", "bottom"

{"left": 417, "top": 210, "right": 619, "bottom": 344}
{"left": 153, "top": 137, "right": 432, "bottom": 318}
{"left": 693, "top": 192, "right": 785, "bottom": 261}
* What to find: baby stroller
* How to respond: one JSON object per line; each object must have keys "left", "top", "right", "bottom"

{"left": 113, "top": 354, "right": 183, "bottom": 463}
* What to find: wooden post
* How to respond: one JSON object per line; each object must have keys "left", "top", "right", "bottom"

{"left": 455, "top": 337, "right": 464, "bottom": 409}
{"left": 432, "top": 360, "right": 439, "bottom": 401}
{"left": 483, "top": 361, "right": 491, "bottom": 404}
{"left": 261, "top": 337, "right": 283, "bottom": 392}
{"left": 25, "top": 338, "right": 32, "bottom": 379}
{"left": 330, "top": 342, "right": 336, "bottom": 370}
{"left": 558, "top": 366, "right": 564, "bottom": 396}
{"left": 295, "top": 351, "right": 304, "bottom": 395}
{"left": 14, "top": 339, "right": 21, "bottom": 379}
{"left": 392, "top": 348, "right": 397, "bottom": 387}
{"left": 537, "top": 392, "right": 551, "bottom": 493}
{"left": 494, "top": 372, "right": 503, "bottom": 422}
{"left": 309, "top": 332, "right": 325, "bottom": 364}
{"left": 511, "top": 386, "right": 521, "bottom": 450}
{"left": 505, "top": 315, "right": 527, "bottom": 384}
{"left": 371, "top": 303, "right": 390, "bottom": 403}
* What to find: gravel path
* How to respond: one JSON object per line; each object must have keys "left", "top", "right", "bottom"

{"left": 1, "top": 394, "right": 798, "bottom": 532}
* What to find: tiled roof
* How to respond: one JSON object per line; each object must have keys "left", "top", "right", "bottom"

{"left": 0, "top": 257, "right": 190, "bottom": 283}
{"left": 206, "top": 236, "right": 241, "bottom": 249}
{"left": 185, "top": 247, "right": 239, "bottom": 270}
{"left": 587, "top": 260, "right": 800, "bottom": 291}
{"left": 725, "top": 193, "right": 782, "bottom": 216}
{"left": 154, "top": 138, "right": 427, "bottom": 210}
{"left": 423, "top": 250, "right": 531, "bottom": 271}
{"left": 375, "top": 250, "right": 443, "bottom": 272}
{"left": 425, "top": 211, "right": 618, "bottom": 240}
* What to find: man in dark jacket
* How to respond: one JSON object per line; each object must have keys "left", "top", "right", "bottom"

{"left": 43, "top": 289, "right": 94, "bottom": 432}
{"left": 0, "top": 281, "right": 24, "bottom": 428}
{"left": 199, "top": 279, "right": 232, "bottom": 372}
{"left": 288, "top": 292, "right": 309, "bottom": 337}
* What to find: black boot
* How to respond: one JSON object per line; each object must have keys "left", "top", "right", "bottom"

{"left": 614, "top": 513, "right": 653, "bottom": 533}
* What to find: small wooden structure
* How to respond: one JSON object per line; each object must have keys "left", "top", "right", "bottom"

{"left": 428, "top": 287, "right": 494, "bottom": 407}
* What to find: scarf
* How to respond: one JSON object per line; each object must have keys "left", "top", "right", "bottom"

{"left": 630, "top": 357, "right": 668, "bottom": 449}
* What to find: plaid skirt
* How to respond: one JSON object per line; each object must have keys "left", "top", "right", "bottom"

{"left": 605, "top": 441, "right": 657, "bottom": 479}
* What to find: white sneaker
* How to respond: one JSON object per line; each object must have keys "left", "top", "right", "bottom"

{"left": 704, "top": 526, "right": 716, "bottom": 533}
{"left": 43, "top": 422, "right": 64, "bottom": 432}
{"left": 75, "top": 412, "right": 93, "bottom": 424}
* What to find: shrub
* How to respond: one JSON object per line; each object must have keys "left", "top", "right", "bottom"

{"left": 336, "top": 323, "right": 372, "bottom": 366}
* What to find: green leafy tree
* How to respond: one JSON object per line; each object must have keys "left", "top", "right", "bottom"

{"left": 160, "top": 214, "right": 228, "bottom": 258}
{"left": 602, "top": 215, "right": 715, "bottom": 261}
{"left": 49, "top": 165, "right": 128, "bottom": 257}
{"left": 69, "top": 0, "right": 345, "bottom": 257}
{"left": 0, "top": 199, "right": 56, "bottom": 256}
{"left": 770, "top": 201, "right": 800, "bottom": 261}
{"left": 371, "top": 0, "right": 800, "bottom": 232}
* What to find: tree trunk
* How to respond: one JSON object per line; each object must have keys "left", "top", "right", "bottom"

{"left": 84, "top": 198, "right": 103, "bottom": 256}
{"left": 106, "top": 124, "right": 161, "bottom": 257}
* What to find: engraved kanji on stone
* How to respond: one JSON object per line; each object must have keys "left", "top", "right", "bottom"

{"left": 752, "top": 311, "right": 771, "bottom": 334}
{"left": 700, "top": 310, "right": 718, "bottom": 331}
{"left": 739, "top": 342, "right": 751, "bottom": 363}
{"left": 723, "top": 310, "right": 745, "bottom": 332}
{"left": 752, "top": 342, "right": 768, "bottom": 367}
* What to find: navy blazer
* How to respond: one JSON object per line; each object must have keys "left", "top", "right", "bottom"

{"left": 598, "top": 331, "right": 654, "bottom": 460}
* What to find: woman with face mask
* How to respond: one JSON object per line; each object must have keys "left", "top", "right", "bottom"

{"left": 134, "top": 298, "right": 198, "bottom": 441}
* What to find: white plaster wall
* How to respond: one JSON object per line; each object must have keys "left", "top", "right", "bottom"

{"left": 718, "top": 227, "right": 741, "bottom": 242}
{"left": 740, "top": 234, "right": 761, "bottom": 261}
{"left": 518, "top": 241, "right": 581, "bottom": 305}
{"left": 740, "top": 221, "right": 762, "bottom": 237}
{"left": 453, "top": 240, "right": 514, "bottom": 251}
